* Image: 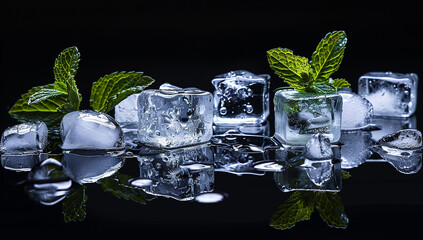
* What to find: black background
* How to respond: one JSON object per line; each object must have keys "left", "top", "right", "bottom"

{"left": 1, "top": 0, "right": 423, "bottom": 237}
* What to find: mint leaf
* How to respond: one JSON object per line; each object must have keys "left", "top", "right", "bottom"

{"left": 267, "top": 48, "right": 313, "bottom": 92}
{"left": 331, "top": 78, "right": 350, "bottom": 89}
{"left": 270, "top": 191, "right": 316, "bottom": 230}
{"left": 90, "top": 71, "right": 155, "bottom": 113}
{"left": 9, "top": 84, "right": 67, "bottom": 127}
{"left": 309, "top": 82, "right": 337, "bottom": 94}
{"left": 28, "top": 88, "right": 67, "bottom": 105}
{"left": 62, "top": 185, "right": 87, "bottom": 222}
{"left": 315, "top": 192, "right": 349, "bottom": 229}
{"left": 310, "top": 31, "right": 347, "bottom": 83}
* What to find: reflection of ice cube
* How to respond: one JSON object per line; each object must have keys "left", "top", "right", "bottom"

{"left": 339, "top": 91, "right": 374, "bottom": 130}
{"left": 213, "top": 120, "right": 270, "bottom": 136}
{"left": 1, "top": 121, "right": 48, "bottom": 154}
{"left": 358, "top": 72, "right": 418, "bottom": 117}
{"left": 60, "top": 110, "right": 125, "bottom": 151}
{"left": 1, "top": 152, "right": 49, "bottom": 172}
{"left": 212, "top": 70, "right": 270, "bottom": 126}
{"left": 138, "top": 83, "right": 213, "bottom": 149}
{"left": 137, "top": 144, "right": 214, "bottom": 201}
{"left": 371, "top": 147, "right": 422, "bottom": 174}
{"left": 274, "top": 89, "right": 342, "bottom": 145}
{"left": 303, "top": 133, "right": 333, "bottom": 160}
{"left": 62, "top": 151, "right": 126, "bottom": 184}
{"left": 339, "top": 131, "right": 373, "bottom": 169}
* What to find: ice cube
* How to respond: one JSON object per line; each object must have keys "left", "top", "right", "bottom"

{"left": 274, "top": 89, "right": 342, "bottom": 145}
{"left": 339, "top": 131, "right": 373, "bottom": 169}
{"left": 358, "top": 72, "right": 418, "bottom": 117}
{"left": 303, "top": 133, "right": 333, "bottom": 160}
{"left": 114, "top": 93, "right": 139, "bottom": 129}
{"left": 376, "top": 129, "right": 422, "bottom": 151}
{"left": 339, "top": 91, "right": 374, "bottom": 130}
{"left": 137, "top": 144, "right": 214, "bottom": 201}
{"left": 60, "top": 110, "right": 125, "bottom": 151}
{"left": 137, "top": 83, "right": 213, "bottom": 149}
{"left": 212, "top": 70, "right": 270, "bottom": 126}
{"left": 1, "top": 121, "right": 48, "bottom": 154}
{"left": 1, "top": 152, "right": 49, "bottom": 172}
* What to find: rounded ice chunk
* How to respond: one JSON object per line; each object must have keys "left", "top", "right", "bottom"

{"left": 376, "top": 129, "right": 422, "bottom": 150}
{"left": 303, "top": 133, "right": 333, "bottom": 160}
{"left": 339, "top": 91, "right": 373, "bottom": 130}
{"left": 0, "top": 121, "right": 48, "bottom": 154}
{"left": 60, "top": 110, "right": 125, "bottom": 151}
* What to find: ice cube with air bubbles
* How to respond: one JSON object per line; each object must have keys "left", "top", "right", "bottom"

{"left": 60, "top": 110, "right": 125, "bottom": 151}
{"left": 137, "top": 83, "right": 213, "bottom": 149}
{"left": 303, "top": 133, "right": 333, "bottom": 160}
{"left": 358, "top": 72, "right": 418, "bottom": 117}
{"left": 0, "top": 121, "right": 48, "bottom": 154}
{"left": 212, "top": 70, "right": 270, "bottom": 126}
{"left": 339, "top": 91, "right": 374, "bottom": 130}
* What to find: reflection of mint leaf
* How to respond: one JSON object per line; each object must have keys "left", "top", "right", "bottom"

{"left": 311, "top": 31, "right": 347, "bottom": 83}
{"left": 267, "top": 48, "right": 313, "bottom": 92}
{"left": 270, "top": 191, "right": 316, "bottom": 230}
{"left": 62, "top": 185, "right": 87, "bottom": 222}
{"left": 90, "top": 71, "right": 155, "bottom": 113}
{"left": 9, "top": 84, "right": 67, "bottom": 127}
{"left": 316, "top": 192, "right": 349, "bottom": 228}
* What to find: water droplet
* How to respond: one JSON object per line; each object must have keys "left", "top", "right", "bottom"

{"left": 245, "top": 104, "right": 254, "bottom": 113}
{"left": 195, "top": 192, "right": 225, "bottom": 203}
{"left": 219, "top": 107, "right": 227, "bottom": 115}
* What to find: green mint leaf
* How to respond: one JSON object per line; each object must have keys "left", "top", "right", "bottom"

{"left": 315, "top": 192, "right": 349, "bottom": 229}
{"left": 308, "top": 82, "right": 337, "bottom": 94}
{"left": 62, "top": 185, "right": 87, "bottom": 222}
{"left": 8, "top": 84, "right": 67, "bottom": 127}
{"left": 53, "top": 46, "right": 80, "bottom": 92}
{"left": 28, "top": 88, "right": 67, "bottom": 105}
{"left": 270, "top": 191, "right": 316, "bottom": 230}
{"left": 331, "top": 78, "right": 350, "bottom": 89}
{"left": 310, "top": 31, "right": 347, "bottom": 83}
{"left": 90, "top": 71, "right": 155, "bottom": 113}
{"left": 267, "top": 48, "right": 313, "bottom": 92}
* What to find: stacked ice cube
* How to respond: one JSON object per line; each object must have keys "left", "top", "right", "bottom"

{"left": 212, "top": 70, "right": 270, "bottom": 126}
{"left": 137, "top": 83, "right": 213, "bottom": 149}
{"left": 358, "top": 72, "right": 418, "bottom": 117}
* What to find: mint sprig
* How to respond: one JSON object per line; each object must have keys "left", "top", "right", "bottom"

{"left": 267, "top": 31, "right": 350, "bottom": 94}
{"left": 8, "top": 46, "right": 155, "bottom": 128}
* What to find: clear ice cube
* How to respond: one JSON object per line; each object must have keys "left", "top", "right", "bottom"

{"left": 274, "top": 89, "right": 342, "bottom": 145}
{"left": 212, "top": 70, "right": 270, "bottom": 126}
{"left": 114, "top": 93, "right": 139, "bottom": 129}
{"left": 137, "top": 83, "right": 213, "bottom": 149}
{"left": 358, "top": 72, "right": 418, "bottom": 117}
{"left": 1, "top": 121, "right": 48, "bottom": 154}
{"left": 339, "top": 91, "right": 373, "bottom": 130}
{"left": 60, "top": 110, "right": 125, "bottom": 151}
{"left": 303, "top": 133, "right": 333, "bottom": 160}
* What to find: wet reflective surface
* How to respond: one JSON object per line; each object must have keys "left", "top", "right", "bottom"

{"left": 1, "top": 118, "right": 423, "bottom": 237}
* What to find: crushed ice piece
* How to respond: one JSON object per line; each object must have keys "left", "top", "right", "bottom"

{"left": 138, "top": 83, "right": 213, "bottom": 149}
{"left": 376, "top": 129, "right": 422, "bottom": 151}
{"left": 1, "top": 121, "right": 48, "bottom": 154}
{"left": 212, "top": 70, "right": 270, "bottom": 126}
{"left": 303, "top": 133, "right": 333, "bottom": 160}
{"left": 339, "top": 91, "right": 374, "bottom": 130}
{"left": 60, "top": 110, "right": 125, "bottom": 151}
{"left": 358, "top": 72, "right": 418, "bottom": 117}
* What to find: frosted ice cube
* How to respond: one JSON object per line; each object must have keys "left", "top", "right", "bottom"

{"left": 303, "top": 133, "right": 333, "bottom": 160}
{"left": 274, "top": 89, "right": 342, "bottom": 145}
{"left": 212, "top": 70, "right": 270, "bottom": 126}
{"left": 339, "top": 131, "right": 372, "bottom": 169}
{"left": 138, "top": 83, "right": 213, "bottom": 149}
{"left": 358, "top": 72, "right": 418, "bottom": 117}
{"left": 60, "top": 110, "right": 125, "bottom": 151}
{"left": 339, "top": 91, "right": 373, "bottom": 130}
{"left": 1, "top": 121, "right": 48, "bottom": 154}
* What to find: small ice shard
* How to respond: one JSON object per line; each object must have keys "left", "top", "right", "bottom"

{"left": 60, "top": 110, "right": 125, "bottom": 151}
{"left": 376, "top": 129, "right": 422, "bottom": 151}
{"left": 0, "top": 121, "right": 48, "bottom": 154}
{"left": 339, "top": 91, "right": 374, "bottom": 130}
{"left": 303, "top": 133, "right": 333, "bottom": 160}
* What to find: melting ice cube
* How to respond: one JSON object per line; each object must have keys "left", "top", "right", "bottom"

{"left": 60, "top": 110, "right": 125, "bottom": 151}
{"left": 339, "top": 91, "right": 374, "bottom": 130}
{"left": 1, "top": 121, "right": 48, "bottom": 154}
{"left": 376, "top": 129, "right": 422, "bottom": 151}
